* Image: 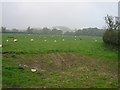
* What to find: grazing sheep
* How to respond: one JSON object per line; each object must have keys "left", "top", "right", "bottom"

{"left": 14, "top": 39, "right": 18, "bottom": 42}
{"left": 44, "top": 40, "right": 47, "bottom": 42}
{"left": 95, "top": 40, "right": 97, "bottom": 42}
{"left": 6, "top": 40, "right": 9, "bottom": 42}
{"left": 54, "top": 40, "right": 57, "bottom": 42}
{"left": 30, "top": 39, "right": 34, "bottom": 41}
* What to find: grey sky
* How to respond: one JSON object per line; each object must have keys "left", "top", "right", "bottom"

{"left": 2, "top": 2, "right": 118, "bottom": 30}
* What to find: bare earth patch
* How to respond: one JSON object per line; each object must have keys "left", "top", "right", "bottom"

{"left": 2, "top": 53, "right": 118, "bottom": 88}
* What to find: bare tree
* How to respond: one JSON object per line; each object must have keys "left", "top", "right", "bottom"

{"left": 1, "top": 27, "right": 6, "bottom": 32}
{"left": 105, "top": 15, "right": 120, "bottom": 30}
{"left": 26, "top": 26, "right": 33, "bottom": 33}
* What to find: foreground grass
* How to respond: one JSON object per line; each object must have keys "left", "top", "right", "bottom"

{"left": 2, "top": 53, "right": 118, "bottom": 88}
{"left": 2, "top": 34, "right": 118, "bottom": 88}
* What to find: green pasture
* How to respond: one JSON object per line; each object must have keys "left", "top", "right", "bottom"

{"left": 2, "top": 33, "right": 118, "bottom": 59}
{"left": 2, "top": 33, "right": 118, "bottom": 88}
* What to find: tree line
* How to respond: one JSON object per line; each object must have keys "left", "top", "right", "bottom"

{"left": 1, "top": 26, "right": 105, "bottom": 36}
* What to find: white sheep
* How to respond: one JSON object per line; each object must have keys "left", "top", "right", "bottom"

{"left": 62, "top": 39, "right": 64, "bottom": 41}
{"left": 44, "top": 40, "right": 47, "bottom": 42}
{"left": 30, "top": 39, "right": 34, "bottom": 41}
{"left": 54, "top": 40, "right": 57, "bottom": 42}
{"left": 0, "top": 44, "right": 2, "bottom": 48}
{"left": 95, "top": 40, "right": 97, "bottom": 42}
{"left": 14, "top": 39, "right": 18, "bottom": 42}
{"left": 6, "top": 40, "right": 9, "bottom": 42}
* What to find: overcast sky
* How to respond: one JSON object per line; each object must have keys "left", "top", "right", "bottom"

{"left": 2, "top": 2, "right": 118, "bottom": 30}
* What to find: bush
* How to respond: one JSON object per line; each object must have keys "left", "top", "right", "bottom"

{"left": 103, "top": 30, "right": 119, "bottom": 46}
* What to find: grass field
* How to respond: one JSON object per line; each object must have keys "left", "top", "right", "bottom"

{"left": 2, "top": 33, "right": 118, "bottom": 88}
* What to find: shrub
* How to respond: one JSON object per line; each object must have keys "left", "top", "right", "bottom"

{"left": 103, "top": 15, "right": 120, "bottom": 46}
{"left": 103, "top": 30, "right": 119, "bottom": 46}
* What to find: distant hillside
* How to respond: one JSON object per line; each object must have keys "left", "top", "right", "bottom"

{"left": 52, "top": 26, "right": 73, "bottom": 33}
